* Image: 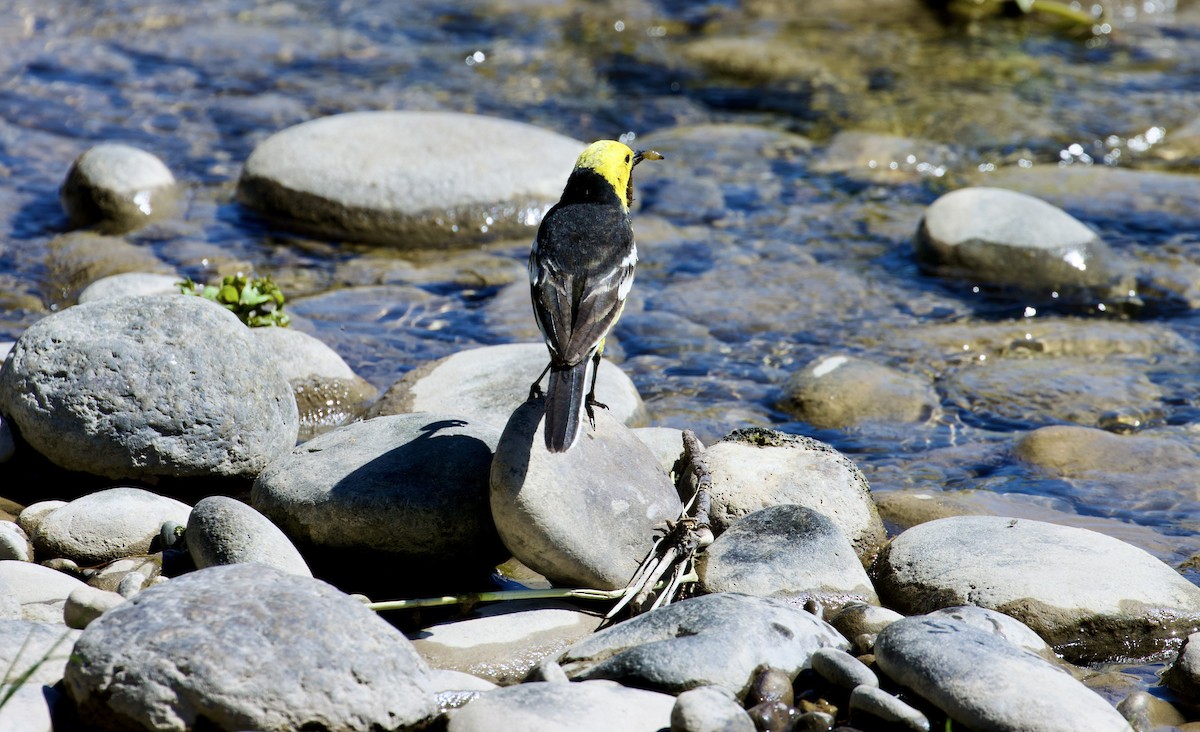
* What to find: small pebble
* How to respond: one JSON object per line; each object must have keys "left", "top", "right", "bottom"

{"left": 64, "top": 585, "right": 125, "bottom": 629}
{"left": 848, "top": 685, "right": 930, "bottom": 731}
{"left": 811, "top": 648, "right": 879, "bottom": 691}
{"left": 746, "top": 700, "right": 799, "bottom": 732}
{"left": 747, "top": 666, "right": 794, "bottom": 707}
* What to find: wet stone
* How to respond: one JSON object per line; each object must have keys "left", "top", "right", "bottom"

{"left": 812, "top": 130, "right": 957, "bottom": 184}
{"left": 690, "top": 429, "right": 885, "bottom": 564}
{"left": 698, "top": 504, "right": 879, "bottom": 607}
{"left": 746, "top": 666, "right": 794, "bottom": 707}
{"left": 0, "top": 295, "right": 299, "bottom": 481}
{"left": 872, "top": 516, "right": 1200, "bottom": 663}
{"left": 779, "top": 355, "right": 939, "bottom": 428}
{"left": 874, "top": 616, "right": 1132, "bottom": 731}
{"left": 237, "top": 111, "right": 584, "bottom": 247}
{"left": 1015, "top": 424, "right": 1200, "bottom": 477}
{"left": 746, "top": 700, "right": 799, "bottom": 732}
{"left": 490, "top": 400, "right": 679, "bottom": 590}
{"left": 558, "top": 592, "right": 848, "bottom": 697}
{"left": 60, "top": 143, "right": 178, "bottom": 234}
{"left": 1116, "top": 690, "right": 1187, "bottom": 730}
{"left": 44, "top": 231, "right": 172, "bottom": 307}
{"left": 914, "top": 186, "right": 1126, "bottom": 301}
{"left": 370, "top": 342, "right": 646, "bottom": 433}
{"left": 1163, "top": 631, "right": 1200, "bottom": 702}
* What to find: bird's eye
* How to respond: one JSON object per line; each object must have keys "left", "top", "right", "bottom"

{"left": 624, "top": 154, "right": 631, "bottom": 163}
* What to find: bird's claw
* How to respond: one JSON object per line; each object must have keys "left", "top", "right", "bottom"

{"left": 585, "top": 397, "right": 609, "bottom": 429}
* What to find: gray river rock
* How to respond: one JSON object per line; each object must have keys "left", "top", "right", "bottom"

{"left": 779, "top": 354, "right": 939, "bottom": 428}
{"left": 185, "top": 495, "right": 311, "bottom": 577}
{"left": 875, "top": 615, "right": 1133, "bottom": 731}
{"left": 447, "top": 680, "right": 675, "bottom": 732}
{"left": 873, "top": 515, "right": 1200, "bottom": 662}
{"left": 698, "top": 504, "right": 878, "bottom": 607}
{"left": 64, "top": 564, "right": 436, "bottom": 732}
{"left": 490, "top": 400, "right": 679, "bottom": 590}
{"left": 59, "top": 143, "right": 177, "bottom": 234}
{"left": 237, "top": 110, "right": 584, "bottom": 247}
{"left": 0, "top": 295, "right": 299, "bottom": 482}
{"left": 252, "top": 413, "right": 506, "bottom": 583}
{"left": 31, "top": 487, "right": 189, "bottom": 566}
{"left": 558, "top": 592, "right": 848, "bottom": 696}
{"left": 689, "top": 429, "right": 885, "bottom": 564}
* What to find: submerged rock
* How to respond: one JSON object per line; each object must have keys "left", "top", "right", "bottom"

{"left": 779, "top": 354, "right": 939, "bottom": 428}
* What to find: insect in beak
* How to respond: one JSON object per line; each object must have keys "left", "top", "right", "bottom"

{"left": 632, "top": 150, "right": 664, "bottom": 167}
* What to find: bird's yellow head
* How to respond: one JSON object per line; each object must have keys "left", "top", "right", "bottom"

{"left": 572, "top": 140, "right": 663, "bottom": 210}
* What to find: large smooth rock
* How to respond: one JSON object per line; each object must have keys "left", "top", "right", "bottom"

{"left": 0, "top": 295, "right": 299, "bottom": 481}
{"left": 186, "top": 495, "right": 311, "bottom": 576}
{"left": 698, "top": 505, "right": 878, "bottom": 607}
{"left": 780, "top": 355, "right": 939, "bottom": 428}
{"left": 558, "top": 593, "right": 848, "bottom": 696}
{"left": 370, "top": 343, "right": 647, "bottom": 432}
{"left": 252, "top": 413, "right": 506, "bottom": 581}
{"left": 447, "top": 680, "right": 675, "bottom": 732}
{"left": 914, "top": 186, "right": 1123, "bottom": 298}
{"left": 0, "top": 619, "right": 80, "bottom": 687}
{"left": 873, "top": 516, "right": 1200, "bottom": 663}
{"left": 875, "top": 616, "right": 1133, "bottom": 731}
{"left": 688, "top": 429, "right": 885, "bottom": 564}
{"left": 490, "top": 400, "right": 680, "bottom": 590}
{"left": 407, "top": 601, "right": 600, "bottom": 685}
{"left": 76, "top": 272, "right": 181, "bottom": 304}
{"left": 0, "top": 561, "right": 89, "bottom": 621}
{"left": 237, "top": 111, "right": 584, "bottom": 247}
{"left": 63, "top": 564, "right": 436, "bottom": 732}
{"left": 32, "top": 487, "right": 190, "bottom": 566}
{"left": 60, "top": 143, "right": 177, "bottom": 234}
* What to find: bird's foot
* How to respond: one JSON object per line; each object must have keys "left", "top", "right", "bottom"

{"left": 584, "top": 396, "right": 609, "bottom": 429}
{"left": 527, "top": 383, "right": 544, "bottom": 402}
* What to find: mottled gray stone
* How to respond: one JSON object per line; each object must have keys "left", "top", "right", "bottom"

{"left": 780, "top": 355, "right": 939, "bottom": 428}
{"left": 63, "top": 586, "right": 125, "bottom": 630}
{"left": 0, "top": 619, "right": 80, "bottom": 688}
{"left": 1163, "top": 631, "right": 1200, "bottom": 701}
{"left": 490, "top": 400, "right": 680, "bottom": 590}
{"left": 76, "top": 272, "right": 182, "bottom": 304}
{"left": 699, "top": 505, "right": 878, "bottom": 606}
{"left": 1116, "top": 689, "right": 1187, "bottom": 730}
{"left": 873, "top": 516, "right": 1200, "bottom": 663}
{"left": 253, "top": 413, "right": 506, "bottom": 578}
{"left": 186, "top": 495, "right": 310, "bottom": 577}
{"left": 811, "top": 647, "right": 879, "bottom": 690}
{"left": 63, "top": 563, "right": 436, "bottom": 732}
{"left": 828, "top": 602, "right": 905, "bottom": 641}
{"left": 688, "top": 429, "right": 885, "bottom": 564}
{"left": 32, "top": 487, "right": 189, "bottom": 566}
{"left": 370, "top": 343, "right": 646, "bottom": 433}
{"left": 15, "top": 502, "right": 66, "bottom": 541}
{"left": 447, "top": 680, "right": 675, "bottom": 732}
{"left": 915, "top": 186, "right": 1123, "bottom": 298}
{"left": 559, "top": 593, "right": 848, "bottom": 697}
{"left": 408, "top": 601, "right": 600, "bottom": 685}
{"left": 0, "top": 295, "right": 299, "bottom": 481}
{"left": 0, "top": 521, "right": 32, "bottom": 561}
{"left": 60, "top": 143, "right": 178, "bottom": 233}
{"left": 671, "top": 685, "right": 755, "bottom": 732}
{"left": 849, "top": 685, "right": 930, "bottom": 731}
{"left": 237, "top": 111, "right": 584, "bottom": 247}
{"left": 925, "top": 605, "right": 1053, "bottom": 657}
{"left": 875, "top": 616, "right": 1132, "bottom": 731}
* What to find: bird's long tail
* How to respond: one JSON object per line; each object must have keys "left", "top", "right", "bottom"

{"left": 544, "top": 361, "right": 588, "bottom": 452}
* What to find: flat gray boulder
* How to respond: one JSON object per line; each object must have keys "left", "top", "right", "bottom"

{"left": 448, "top": 680, "right": 675, "bottom": 732}
{"left": 237, "top": 111, "right": 584, "bottom": 247}
{"left": 688, "top": 429, "right": 885, "bottom": 564}
{"left": 186, "top": 495, "right": 311, "bottom": 576}
{"left": 32, "top": 487, "right": 190, "bottom": 565}
{"left": 252, "top": 413, "right": 507, "bottom": 579}
{"left": 875, "top": 616, "right": 1133, "bottom": 731}
{"left": 0, "top": 295, "right": 299, "bottom": 481}
{"left": 370, "top": 343, "right": 646, "bottom": 432}
{"left": 914, "top": 186, "right": 1124, "bottom": 299}
{"left": 60, "top": 143, "right": 177, "bottom": 234}
{"left": 873, "top": 516, "right": 1200, "bottom": 663}
{"left": 490, "top": 400, "right": 680, "bottom": 590}
{"left": 698, "top": 504, "right": 878, "bottom": 607}
{"left": 558, "top": 592, "right": 848, "bottom": 696}
{"left": 63, "top": 563, "right": 436, "bottom": 732}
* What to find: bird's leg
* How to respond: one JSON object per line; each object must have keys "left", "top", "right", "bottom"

{"left": 528, "top": 363, "right": 551, "bottom": 401}
{"left": 584, "top": 350, "right": 608, "bottom": 428}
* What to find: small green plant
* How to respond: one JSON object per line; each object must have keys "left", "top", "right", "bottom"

{"left": 180, "top": 274, "right": 291, "bottom": 328}
{"left": 0, "top": 630, "right": 74, "bottom": 712}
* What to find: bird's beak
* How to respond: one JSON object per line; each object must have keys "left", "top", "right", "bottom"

{"left": 633, "top": 150, "right": 664, "bottom": 166}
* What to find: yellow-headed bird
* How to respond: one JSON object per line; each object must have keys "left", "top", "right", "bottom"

{"left": 528, "top": 140, "right": 662, "bottom": 452}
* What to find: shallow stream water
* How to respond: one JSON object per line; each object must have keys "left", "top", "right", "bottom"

{"left": 2, "top": 0, "right": 1200, "bottom": 696}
